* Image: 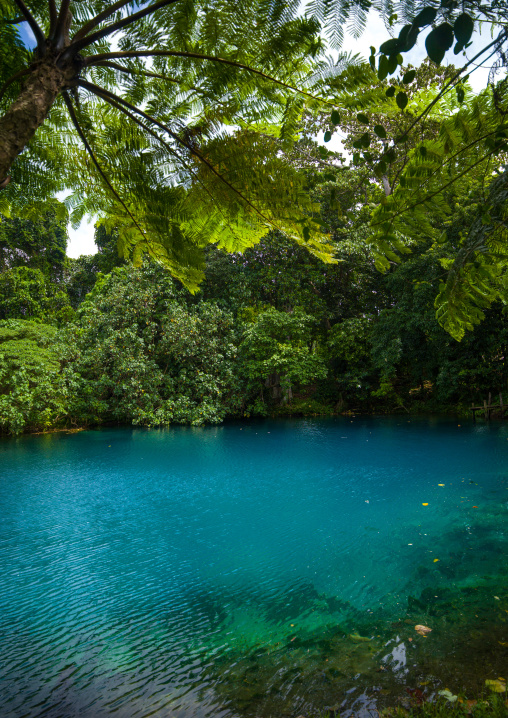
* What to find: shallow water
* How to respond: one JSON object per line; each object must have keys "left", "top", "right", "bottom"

{"left": 1, "top": 417, "right": 508, "bottom": 717}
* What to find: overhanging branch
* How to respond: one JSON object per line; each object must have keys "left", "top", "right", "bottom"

{"left": 48, "top": 0, "right": 57, "bottom": 35}
{"left": 52, "top": 0, "right": 71, "bottom": 49}
{"left": 78, "top": 79, "right": 277, "bottom": 227}
{"left": 396, "top": 32, "right": 507, "bottom": 143}
{"left": 84, "top": 50, "right": 331, "bottom": 105}
{"left": 67, "top": 0, "right": 182, "bottom": 55}
{"left": 96, "top": 91, "right": 245, "bottom": 244}
{"left": 12, "top": 0, "right": 46, "bottom": 53}
{"left": 62, "top": 91, "right": 148, "bottom": 240}
{"left": 92, "top": 60, "right": 182, "bottom": 84}
{"left": 72, "top": 0, "right": 134, "bottom": 42}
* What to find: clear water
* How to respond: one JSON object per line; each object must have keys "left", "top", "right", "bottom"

{"left": 1, "top": 417, "right": 508, "bottom": 717}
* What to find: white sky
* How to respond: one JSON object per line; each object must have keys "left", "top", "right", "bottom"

{"left": 62, "top": 12, "right": 496, "bottom": 258}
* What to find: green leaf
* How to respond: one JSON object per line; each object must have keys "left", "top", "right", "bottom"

{"left": 378, "top": 55, "right": 389, "bottom": 81}
{"left": 426, "top": 23, "right": 455, "bottom": 64}
{"left": 454, "top": 13, "right": 474, "bottom": 46}
{"left": 385, "top": 86, "right": 396, "bottom": 98}
{"left": 384, "top": 148, "right": 396, "bottom": 163}
{"left": 352, "top": 152, "right": 361, "bottom": 165}
{"left": 360, "top": 132, "right": 371, "bottom": 148}
{"left": 357, "top": 113, "right": 369, "bottom": 124}
{"left": 396, "top": 91, "right": 408, "bottom": 110}
{"left": 403, "top": 70, "right": 416, "bottom": 83}
{"left": 399, "top": 24, "right": 419, "bottom": 52}
{"left": 379, "top": 38, "right": 401, "bottom": 56}
{"left": 419, "top": 145, "right": 427, "bottom": 157}
{"left": 324, "top": 130, "right": 332, "bottom": 142}
{"left": 374, "top": 125, "right": 387, "bottom": 139}
{"left": 413, "top": 7, "right": 437, "bottom": 27}
{"left": 331, "top": 109, "right": 341, "bottom": 125}
{"left": 318, "top": 145, "right": 328, "bottom": 158}
{"left": 374, "top": 160, "right": 387, "bottom": 176}
{"left": 303, "top": 226, "right": 310, "bottom": 242}
{"left": 387, "top": 55, "right": 399, "bottom": 74}
{"left": 456, "top": 85, "right": 465, "bottom": 104}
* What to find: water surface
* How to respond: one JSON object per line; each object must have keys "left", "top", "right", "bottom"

{"left": 1, "top": 417, "right": 508, "bottom": 717}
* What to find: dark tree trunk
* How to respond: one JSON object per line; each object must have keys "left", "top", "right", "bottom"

{"left": 0, "top": 58, "right": 68, "bottom": 182}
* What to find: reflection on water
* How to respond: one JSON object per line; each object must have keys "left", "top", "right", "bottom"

{"left": 0, "top": 417, "right": 508, "bottom": 717}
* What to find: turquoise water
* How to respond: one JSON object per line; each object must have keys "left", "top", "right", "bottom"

{"left": 1, "top": 417, "right": 508, "bottom": 717}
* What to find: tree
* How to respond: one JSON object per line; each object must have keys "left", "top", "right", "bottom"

{"left": 0, "top": 0, "right": 341, "bottom": 286}
{"left": 0, "top": 200, "right": 73, "bottom": 322}
{"left": 65, "top": 223, "right": 125, "bottom": 307}
{"left": 0, "top": 265, "right": 73, "bottom": 322}
{"left": 67, "top": 262, "right": 241, "bottom": 425}
{"left": 239, "top": 307, "right": 327, "bottom": 405}
{"left": 0, "top": 201, "right": 68, "bottom": 279}
{"left": 0, "top": 319, "right": 69, "bottom": 432}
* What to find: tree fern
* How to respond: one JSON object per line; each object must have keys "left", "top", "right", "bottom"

{"left": 0, "top": 0, "right": 340, "bottom": 288}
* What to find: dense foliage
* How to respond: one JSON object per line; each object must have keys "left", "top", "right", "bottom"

{"left": 1, "top": 0, "right": 508, "bottom": 433}
{"left": 1, "top": 198, "right": 507, "bottom": 434}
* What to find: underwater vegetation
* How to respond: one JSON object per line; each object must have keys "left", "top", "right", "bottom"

{"left": 191, "top": 503, "right": 508, "bottom": 718}
{"left": 2, "top": 419, "right": 508, "bottom": 717}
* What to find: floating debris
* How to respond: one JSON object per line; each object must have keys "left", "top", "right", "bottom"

{"left": 415, "top": 625, "right": 432, "bottom": 636}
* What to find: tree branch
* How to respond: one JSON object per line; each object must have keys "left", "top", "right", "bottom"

{"left": 396, "top": 33, "right": 507, "bottom": 143}
{"left": 84, "top": 51, "right": 331, "bottom": 105}
{"left": 72, "top": 0, "right": 134, "bottom": 42}
{"left": 92, "top": 60, "right": 181, "bottom": 84}
{"left": 62, "top": 91, "right": 148, "bottom": 240}
{"left": 52, "top": 0, "right": 71, "bottom": 49}
{"left": 97, "top": 91, "right": 245, "bottom": 245}
{"left": 68, "top": 0, "right": 183, "bottom": 55}
{"left": 78, "top": 79, "right": 278, "bottom": 227}
{"left": 11, "top": 0, "right": 46, "bottom": 53}
{"left": 92, "top": 60, "right": 212, "bottom": 103}
{"left": 48, "top": 0, "right": 57, "bottom": 36}
{"left": 373, "top": 149, "right": 499, "bottom": 228}
{"left": 0, "top": 67, "right": 31, "bottom": 103}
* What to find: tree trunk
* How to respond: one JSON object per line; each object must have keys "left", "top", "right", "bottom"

{"left": 0, "top": 59, "right": 68, "bottom": 182}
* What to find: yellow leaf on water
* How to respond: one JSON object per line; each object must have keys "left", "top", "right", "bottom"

{"left": 434, "top": 559, "right": 440, "bottom": 562}
{"left": 438, "top": 484, "right": 445, "bottom": 486}
{"left": 499, "top": 642, "right": 508, "bottom": 647}
{"left": 422, "top": 503, "right": 429, "bottom": 506}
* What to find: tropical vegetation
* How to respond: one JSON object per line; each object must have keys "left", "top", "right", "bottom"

{"left": 1, "top": 0, "right": 508, "bottom": 433}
